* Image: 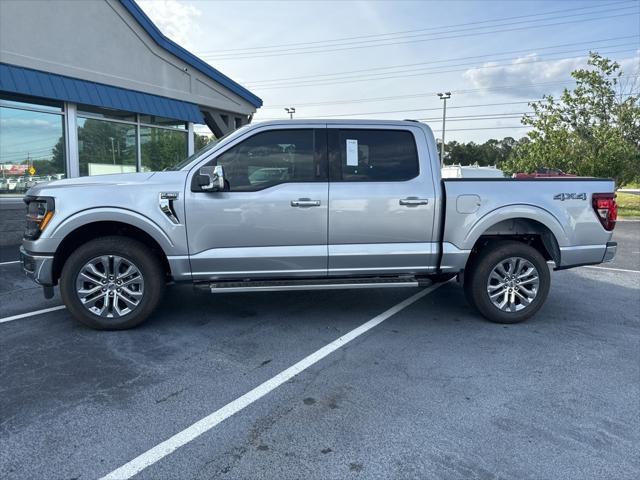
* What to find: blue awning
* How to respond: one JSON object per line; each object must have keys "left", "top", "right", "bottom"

{"left": 0, "top": 63, "right": 205, "bottom": 123}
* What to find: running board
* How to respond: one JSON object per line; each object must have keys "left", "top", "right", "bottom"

{"left": 208, "top": 276, "right": 429, "bottom": 293}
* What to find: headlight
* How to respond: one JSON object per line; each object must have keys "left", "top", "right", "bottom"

{"left": 24, "top": 196, "right": 55, "bottom": 240}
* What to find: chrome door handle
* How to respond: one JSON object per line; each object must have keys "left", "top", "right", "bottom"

{"left": 291, "top": 198, "right": 321, "bottom": 207}
{"left": 399, "top": 197, "right": 429, "bottom": 206}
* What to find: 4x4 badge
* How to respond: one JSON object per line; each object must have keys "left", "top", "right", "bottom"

{"left": 554, "top": 193, "right": 586, "bottom": 201}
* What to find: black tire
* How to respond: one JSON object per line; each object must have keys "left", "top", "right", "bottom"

{"left": 60, "top": 236, "right": 165, "bottom": 330}
{"left": 464, "top": 240, "right": 550, "bottom": 324}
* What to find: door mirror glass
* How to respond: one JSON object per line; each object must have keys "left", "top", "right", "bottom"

{"left": 197, "top": 165, "right": 225, "bottom": 191}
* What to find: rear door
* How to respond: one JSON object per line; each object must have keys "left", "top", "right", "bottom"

{"left": 185, "top": 126, "right": 329, "bottom": 280}
{"left": 327, "top": 125, "right": 437, "bottom": 276}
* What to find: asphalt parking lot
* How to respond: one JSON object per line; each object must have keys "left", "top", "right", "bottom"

{"left": 1, "top": 223, "right": 639, "bottom": 480}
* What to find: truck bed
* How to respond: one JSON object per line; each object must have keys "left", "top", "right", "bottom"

{"left": 439, "top": 177, "right": 616, "bottom": 271}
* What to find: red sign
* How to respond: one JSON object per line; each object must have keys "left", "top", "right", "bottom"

{"left": 0, "top": 164, "right": 28, "bottom": 175}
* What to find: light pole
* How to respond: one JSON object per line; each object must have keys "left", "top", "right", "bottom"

{"left": 437, "top": 92, "right": 451, "bottom": 167}
{"left": 109, "top": 137, "right": 115, "bottom": 164}
{"left": 284, "top": 107, "right": 296, "bottom": 119}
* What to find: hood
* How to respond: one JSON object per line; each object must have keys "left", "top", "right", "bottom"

{"left": 26, "top": 172, "right": 157, "bottom": 195}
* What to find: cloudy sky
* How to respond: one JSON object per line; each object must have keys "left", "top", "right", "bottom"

{"left": 138, "top": 0, "right": 639, "bottom": 143}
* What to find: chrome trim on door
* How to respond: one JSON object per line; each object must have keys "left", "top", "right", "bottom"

{"left": 291, "top": 198, "right": 321, "bottom": 207}
{"left": 399, "top": 197, "right": 429, "bottom": 206}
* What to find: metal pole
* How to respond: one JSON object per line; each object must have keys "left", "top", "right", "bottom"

{"left": 110, "top": 137, "right": 115, "bottom": 164}
{"left": 440, "top": 97, "right": 447, "bottom": 167}
{"left": 437, "top": 92, "right": 451, "bottom": 167}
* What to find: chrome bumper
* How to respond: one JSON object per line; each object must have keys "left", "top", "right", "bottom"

{"left": 603, "top": 241, "right": 617, "bottom": 263}
{"left": 20, "top": 246, "right": 55, "bottom": 286}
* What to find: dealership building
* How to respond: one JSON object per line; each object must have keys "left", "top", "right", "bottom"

{"left": 0, "top": 0, "right": 262, "bottom": 191}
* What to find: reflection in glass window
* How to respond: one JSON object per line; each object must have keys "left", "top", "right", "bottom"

{"left": 139, "top": 115, "right": 186, "bottom": 130}
{"left": 77, "top": 105, "right": 136, "bottom": 122}
{"left": 78, "top": 117, "right": 137, "bottom": 176}
{"left": 0, "top": 106, "right": 66, "bottom": 195}
{"left": 140, "top": 126, "right": 187, "bottom": 172}
{"left": 0, "top": 94, "right": 63, "bottom": 113}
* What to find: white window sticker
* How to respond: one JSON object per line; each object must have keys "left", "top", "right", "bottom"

{"left": 346, "top": 139, "right": 358, "bottom": 166}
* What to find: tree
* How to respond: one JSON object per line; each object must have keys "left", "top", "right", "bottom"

{"left": 504, "top": 53, "right": 639, "bottom": 185}
{"left": 195, "top": 133, "right": 214, "bottom": 150}
{"left": 140, "top": 128, "right": 186, "bottom": 171}
{"left": 78, "top": 119, "right": 136, "bottom": 175}
{"left": 443, "top": 137, "right": 523, "bottom": 167}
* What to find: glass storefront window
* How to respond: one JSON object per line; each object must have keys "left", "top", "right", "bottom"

{"left": 78, "top": 117, "right": 136, "bottom": 176}
{"left": 140, "top": 126, "right": 187, "bottom": 171}
{"left": 0, "top": 105, "right": 66, "bottom": 195}
{"left": 0, "top": 94, "right": 63, "bottom": 113}
{"left": 78, "top": 105, "right": 136, "bottom": 123}
{"left": 139, "top": 114, "right": 186, "bottom": 130}
{"left": 1, "top": 92, "right": 196, "bottom": 182}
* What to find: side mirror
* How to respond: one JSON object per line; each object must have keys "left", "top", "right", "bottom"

{"left": 197, "top": 165, "right": 225, "bottom": 191}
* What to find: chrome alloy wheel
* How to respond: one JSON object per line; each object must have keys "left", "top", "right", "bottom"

{"left": 486, "top": 256, "right": 539, "bottom": 313}
{"left": 75, "top": 255, "right": 144, "bottom": 318}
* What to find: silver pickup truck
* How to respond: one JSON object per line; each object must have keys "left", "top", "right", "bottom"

{"left": 20, "top": 120, "right": 618, "bottom": 329}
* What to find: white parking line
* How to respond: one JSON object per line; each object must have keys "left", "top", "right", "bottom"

{"left": 583, "top": 265, "right": 640, "bottom": 274}
{"left": 100, "top": 282, "right": 444, "bottom": 480}
{"left": 0, "top": 305, "right": 66, "bottom": 324}
{"left": 0, "top": 260, "right": 20, "bottom": 266}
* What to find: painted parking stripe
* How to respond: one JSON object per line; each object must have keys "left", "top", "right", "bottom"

{"left": 100, "top": 283, "right": 445, "bottom": 480}
{"left": 0, "top": 260, "right": 20, "bottom": 266}
{"left": 583, "top": 265, "right": 640, "bottom": 274}
{"left": 0, "top": 305, "right": 66, "bottom": 324}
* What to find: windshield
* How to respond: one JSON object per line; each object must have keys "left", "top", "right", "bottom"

{"left": 167, "top": 126, "right": 250, "bottom": 171}
{"left": 167, "top": 139, "right": 220, "bottom": 171}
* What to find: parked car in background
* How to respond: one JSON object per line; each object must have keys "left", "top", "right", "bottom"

{"left": 21, "top": 120, "right": 617, "bottom": 330}
{"left": 441, "top": 164, "right": 504, "bottom": 178}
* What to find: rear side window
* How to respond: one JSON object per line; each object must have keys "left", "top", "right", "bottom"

{"left": 331, "top": 129, "right": 419, "bottom": 182}
{"left": 214, "top": 129, "right": 326, "bottom": 191}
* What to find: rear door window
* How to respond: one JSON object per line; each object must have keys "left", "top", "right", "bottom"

{"left": 330, "top": 129, "right": 419, "bottom": 182}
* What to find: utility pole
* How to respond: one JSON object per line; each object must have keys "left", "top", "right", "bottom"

{"left": 284, "top": 107, "right": 296, "bottom": 119}
{"left": 437, "top": 92, "right": 451, "bottom": 167}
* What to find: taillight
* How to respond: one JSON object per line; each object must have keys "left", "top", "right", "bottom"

{"left": 592, "top": 193, "right": 617, "bottom": 231}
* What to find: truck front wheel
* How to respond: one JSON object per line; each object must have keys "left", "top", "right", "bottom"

{"left": 464, "top": 241, "right": 550, "bottom": 324}
{"left": 60, "top": 236, "right": 165, "bottom": 330}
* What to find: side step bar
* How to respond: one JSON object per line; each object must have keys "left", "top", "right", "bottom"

{"left": 207, "top": 276, "right": 431, "bottom": 293}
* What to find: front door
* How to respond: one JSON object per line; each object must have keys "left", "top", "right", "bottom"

{"left": 185, "top": 127, "right": 328, "bottom": 281}
{"left": 327, "top": 126, "right": 437, "bottom": 276}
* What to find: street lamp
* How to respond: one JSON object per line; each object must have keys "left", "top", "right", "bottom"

{"left": 284, "top": 107, "right": 296, "bottom": 119}
{"left": 437, "top": 92, "right": 451, "bottom": 167}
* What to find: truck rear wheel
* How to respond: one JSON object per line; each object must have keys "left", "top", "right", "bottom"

{"left": 60, "top": 236, "right": 165, "bottom": 330}
{"left": 464, "top": 241, "right": 550, "bottom": 324}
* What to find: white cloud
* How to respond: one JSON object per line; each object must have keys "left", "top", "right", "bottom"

{"left": 137, "top": 0, "right": 201, "bottom": 49}
{"left": 463, "top": 54, "right": 585, "bottom": 97}
{"left": 0, "top": 118, "right": 60, "bottom": 130}
{"left": 463, "top": 52, "right": 640, "bottom": 98}
{"left": 620, "top": 51, "right": 640, "bottom": 75}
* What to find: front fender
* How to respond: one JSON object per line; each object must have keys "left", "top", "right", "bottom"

{"left": 24, "top": 207, "right": 178, "bottom": 255}
{"left": 462, "top": 204, "right": 570, "bottom": 250}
